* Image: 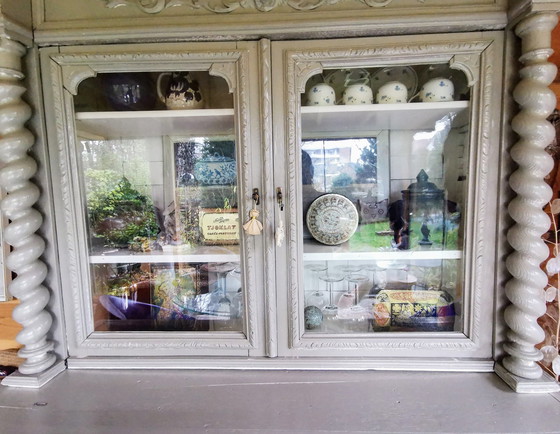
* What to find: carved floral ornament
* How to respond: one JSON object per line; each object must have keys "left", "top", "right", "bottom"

{"left": 105, "top": 0, "right": 424, "bottom": 13}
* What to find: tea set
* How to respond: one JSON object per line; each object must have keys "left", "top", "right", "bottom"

{"left": 305, "top": 66, "right": 459, "bottom": 107}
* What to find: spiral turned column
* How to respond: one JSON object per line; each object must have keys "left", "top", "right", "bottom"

{"left": 0, "top": 37, "right": 56, "bottom": 376}
{"left": 499, "top": 12, "right": 559, "bottom": 389}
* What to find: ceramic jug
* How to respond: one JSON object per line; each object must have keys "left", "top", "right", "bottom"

{"left": 157, "top": 72, "right": 204, "bottom": 110}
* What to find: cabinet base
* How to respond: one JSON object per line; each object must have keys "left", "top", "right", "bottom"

{"left": 1, "top": 360, "right": 66, "bottom": 389}
{"left": 66, "top": 356, "right": 495, "bottom": 372}
{"left": 495, "top": 362, "right": 560, "bottom": 393}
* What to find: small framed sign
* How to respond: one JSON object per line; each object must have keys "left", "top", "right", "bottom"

{"left": 198, "top": 209, "right": 239, "bottom": 245}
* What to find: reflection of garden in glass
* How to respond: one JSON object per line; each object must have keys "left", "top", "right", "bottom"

{"left": 81, "top": 139, "right": 159, "bottom": 248}
{"left": 348, "top": 219, "right": 459, "bottom": 251}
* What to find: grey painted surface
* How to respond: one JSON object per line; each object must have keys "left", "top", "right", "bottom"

{"left": 1, "top": 370, "right": 560, "bottom": 433}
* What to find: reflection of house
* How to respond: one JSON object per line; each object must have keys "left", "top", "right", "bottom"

{"left": 302, "top": 139, "right": 371, "bottom": 190}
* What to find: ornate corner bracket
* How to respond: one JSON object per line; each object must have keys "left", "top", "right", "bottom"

{"left": 0, "top": 37, "right": 62, "bottom": 388}
{"left": 103, "top": 0, "right": 423, "bottom": 13}
{"left": 496, "top": 10, "right": 560, "bottom": 393}
{"left": 450, "top": 54, "right": 480, "bottom": 87}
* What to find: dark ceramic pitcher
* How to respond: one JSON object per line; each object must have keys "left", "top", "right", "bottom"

{"left": 102, "top": 72, "right": 157, "bottom": 111}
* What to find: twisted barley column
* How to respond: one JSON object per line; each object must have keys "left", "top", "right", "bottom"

{"left": 0, "top": 37, "right": 56, "bottom": 375}
{"left": 503, "top": 12, "right": 558, "bottom": 380}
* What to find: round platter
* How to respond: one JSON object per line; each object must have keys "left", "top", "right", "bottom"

{"left": 306, "top": 194, "right": 359, "bottom": 246}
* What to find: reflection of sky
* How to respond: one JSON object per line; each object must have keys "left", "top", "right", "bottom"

{"left": 302, "top": 138, "right": 373, "bottom": 163}
{"left": 410, "top": 114, "right": 455, "bottom": 182}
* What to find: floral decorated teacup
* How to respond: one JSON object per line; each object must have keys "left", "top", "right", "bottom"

{"left": 418, "top": 77, "right": 454, "bottom": 102}
{"left": 342, "top": 69, "right": 373, "bottom": 105}
{"left": 306, "top": 82, "right": 336, "bottom": 106}
{"left": 375, "top": 81, "right": 408, "bottom": 104}
{"left": 343, "top": 83, "right": 373, "bottom": 105}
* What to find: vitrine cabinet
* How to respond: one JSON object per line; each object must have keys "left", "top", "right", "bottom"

{"left": 40, "top": 30, "right": 504, "bottom": 370}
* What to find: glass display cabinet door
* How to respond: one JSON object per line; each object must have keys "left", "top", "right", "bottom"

{"left": 42, "top": 42, "right": 265, "bottom": 361}
{"left": 272, "top": 33, "right": 504, "bottom": 366}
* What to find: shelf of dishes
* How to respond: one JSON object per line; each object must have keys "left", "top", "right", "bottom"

{"left": 301, "top": 101, "right": 469, "bottom": 134}
{"left": 74, "top": 100, "right": 468, "bottom": 140}
{"left": 75, "top": 108, "right": 235, "bottom": 139}
{"left": 89, "top": 244, "right": 240, "bottom": 264}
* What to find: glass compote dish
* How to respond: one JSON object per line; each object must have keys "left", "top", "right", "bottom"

{"left": 305, "top": 263, "right": 328, "bottom": 309}
{"left": 319, "top": 272, "right": 345, "bottom": 328}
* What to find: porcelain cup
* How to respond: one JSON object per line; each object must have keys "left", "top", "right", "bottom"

{"left": 342, "top": 83, "right": 373, "bottom": 105}
{"left": 306, "top": 83, "right": 336, "bottom": 106}
{"left": 418, "top": 77, "right": 454, "bottom": 102}
{"left": 375, "top": 81, "right": 408, "bottom": 104}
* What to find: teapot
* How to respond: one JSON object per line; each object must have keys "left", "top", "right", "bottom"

{"left": 157, "top": 72, "right": 204, "bottom": 110}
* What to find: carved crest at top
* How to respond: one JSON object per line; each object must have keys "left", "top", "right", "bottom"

{"left": 104, "top": 0, "right": 424, "bottom": 14}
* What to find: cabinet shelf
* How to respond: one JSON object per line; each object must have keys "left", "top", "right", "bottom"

{"left": 301, "top": 101, "right": 469, "bottom": 134}
{"left": 303, "top": 241, "right": 462, "bottom": 262}
{"left": 89, "top": 244, "right": 240, "bottom": 264}
{"left": 76, "top": 108, "right": 235, "bottom": 139}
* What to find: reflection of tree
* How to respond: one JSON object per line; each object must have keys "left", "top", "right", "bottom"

{"left": 175, "top": 141, "right": 197, "bottom": 186}
{"left": 332, "top": 172, "right": 353, "bottom": 187}
{"left": 354, "top": 138, "right": 377, "bottom": 183}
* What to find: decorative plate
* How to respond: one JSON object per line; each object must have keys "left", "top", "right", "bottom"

{"left": 370, "top": 66, "right": 418, "bottom": 100}
{"left": 306, "top": 194, "right": 359, "bottom": 245}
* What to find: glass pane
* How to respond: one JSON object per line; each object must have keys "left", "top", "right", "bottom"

{"left": 76, "top": 71, "right": 244, "bottom": 333}
{"left": 301, "top": 64, "right": 468, "bottom": 334}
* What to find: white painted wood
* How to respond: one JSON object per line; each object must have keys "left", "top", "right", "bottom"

{"left": 76, "top": 108, "right": 234, "bottom": 138}
{"left": 1, "top": 360, "right": 65, "bottom": 388}
{"left": 6, "top": 370, "right": 560, "bottom": 433}
{"left": 494, "top": 363, "right": 560, "bottom": 393}
{"left": 498, "top": 10, "right": 560, "bottom": 389}
{"left": 24, "top": 0, "right": 560, "bottom": 394}
{"left": 40, "top": 41, "right": 265, "bottom": 359}
{"left": 89, "top": 246, "right": 240, "bottom": 264}
{"left": 65, "top": 356, "right": 494, "bottom": 372}
{"left": 0, "top": 35, "right": 57, "bottom": 377}
{"left": 302, "top": 246, "right": 462, "bottom": 262}
{"left": 32, "top": 0, "right": 509, "bottom": 46}
{"left": 301, "top": 101, "right": 469, "bottom": 133}
{"left": 272, "top": 32, "right": 504, "bottom": 359}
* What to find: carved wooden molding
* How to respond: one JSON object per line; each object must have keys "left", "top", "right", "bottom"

{"left": 104, "top": 0, "right": 423, "bottom": 13}
{"left": 259, "top": 39, "right": 279, "bottom": 357}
